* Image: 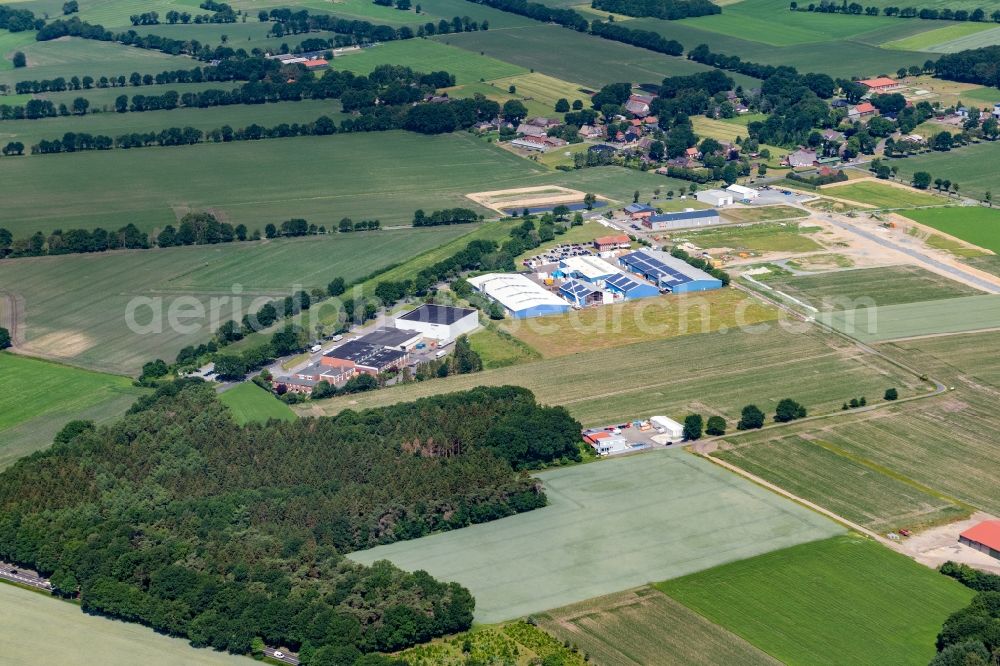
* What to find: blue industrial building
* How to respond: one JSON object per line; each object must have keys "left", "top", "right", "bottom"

{"left": 466, "top": 273, "right": 571, "bottom": 319}
{"left": 604, "top": 272, "right": 661, "bottom": 300}
{"left": 618, "top": 249, "right": 723, "bottom": 293}
{"left": 559, "top": 279, "right": 601, "bottom": 307}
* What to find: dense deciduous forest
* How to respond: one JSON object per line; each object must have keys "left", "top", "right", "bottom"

{"left": 0, "top": 381, "right": 581, "bottom": 662}
{"left": 933, "top": 46, "right": 1000, "bottom": 87}
{"left": 932, "top": 562, "right": 1000, "bottom": 665}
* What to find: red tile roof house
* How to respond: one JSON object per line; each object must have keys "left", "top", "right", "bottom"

{"left": 959, "top": 520, "right": 1000, "bottom": 560}
{"left": 303, "top": 58, "right": 329, "bottom": 69}
{"left": 849, "top": 102, "right": 877, "bottom": 120}
{"left": 858, "top": 76, "right": 902, "bottom": 93}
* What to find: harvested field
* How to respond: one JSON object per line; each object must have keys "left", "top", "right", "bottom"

{"left": 764, "top": 265, "right": 982, "bottom": 310}
{"left": 349, "top": 449, "right": 842, "bottom": 623}
{"left": 503, "top": 290, "right": 780, "bottom": 357}
{"left": 537, "top": 586, "right": 779, "bottom": 666}
{"left": 659, "top": 535, "right": 974, "bottom": 666}
{"left": 678, "top": 220, "right": 822, "bottom": 254}
{"left": 719, "top": 205, "right": 810, "bottom": 223}
{"left": 303, "top": 325, "right": 928, "bottom": 427}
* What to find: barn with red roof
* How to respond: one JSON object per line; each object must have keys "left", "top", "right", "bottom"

{"left": 959, "top": 520, "right": 1000, "bottom": 561}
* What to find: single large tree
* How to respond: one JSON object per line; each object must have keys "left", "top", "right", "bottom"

{"left": 683, "top": 414, "right": 703, "bottom": 441}
{"left": 774, "top": 398, "right": 807, "bottom": 423}
{"left": 736, "top": 404, "right": 765, "bottom": 430}
{"left": 0, "top": 326, "right": 11, "bottom": 349}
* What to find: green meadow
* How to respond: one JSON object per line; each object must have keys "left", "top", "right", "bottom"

{"left": 891, "top": 142, "right": 1000, "bottom": 201}
{"left": 659, "top": 536, "right": 974, "bottom": 666}
{"left": 903, "top": 206, "right": 1000, "bottom": 253}
{"left": 219, "top": 381, "right": 295, "bottom": 424}
{"left": 330, "top": 39, "right": 526, "bottom": 84}
{"left": 0, "top": 352, "right": 146, "bottom": 468}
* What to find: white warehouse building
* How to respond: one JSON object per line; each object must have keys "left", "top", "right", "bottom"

{"left": 726, "top": 184, "right": 759, "bottom": 201}
{"left": 695, "top": 189, "right": 734, "bottom": 206}
{"left": 467, "top": 273, "right": 571, "bottom": 319}
{"left": 394, "top": 303, "right": 479, "bottom": 343}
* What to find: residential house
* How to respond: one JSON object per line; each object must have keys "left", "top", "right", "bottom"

{"left": 787, "top": 148, "right": 817, "bottom": 168}
{"left": 625, "top": 93, "right": 654, "bottom": 118}
{"left": 992, "top": 103, "right": 1000, "bottom": 119}
{"left": 848, "top": 102, "right": 876, "bottom": 121}
{"left": 579, "top": 124, "right": 604, "bottom": 139}
{"left": 515, "top": 123, "right": 548, "bottom": 138}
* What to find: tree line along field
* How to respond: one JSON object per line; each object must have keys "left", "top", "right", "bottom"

{"left": 0, "top": 352, "right": 147, "bottom": 469}
{"left": 0, "top": 37, "right": 187, "bottom": 88}
{"left": 762, "top": 265, "right": 983, "bottom": 310}
{"left": 0, "top": 225, "right": 472, "bottom": 374}
{"left": 0, "top": 98, "right": 348, "bottom": 149}
{"left": 903, "top": 207, "right": 1000, "bottom": 254}
{"left": 37, "top": 81, "right": 242, "bottom": 110}
{"left": 302, "top": 324, "right": 929, "bottom": 427}
{"left": 0, "top": 584, "right": 249, "bottom": 666}
{"left": 658, "top": 535, "right": 974, "bottom": 666}
{"left": 713, "top": 329, "right": 1000, "bottom": 533}
{"left": 0, "top": 131, "right": 546, "bottom": 236}
{"left": 349, "top": 448, "right": 842, "bottom": 623}
{"left": 891, "top": 142, "right": 1000, "bottom": 202}
{"left": 537, "top": 586, "right": 780, "bottom": 666}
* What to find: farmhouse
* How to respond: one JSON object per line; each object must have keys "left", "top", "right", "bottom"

{"left": 322, "top": 340, "right": 408, "bottom": 375}
{"left": 303, "top": 58, "right": 329, "bottom": 70}
{"left": 787, "top": 148, "right": 817, "bottom": 168}
{"left": 394, "top": 303, "right": 478, "bottom": 343}
{"left": 696, "top": 189, "right": 734, "bottom": 206}
{"left": 849, "top": 102, "right": 877, "bottom": 121}
{"left": 619, "top": 248, "right": 723, "bottom": 293}
{"left": 959, "top": 520, "right": 1000, "bottom": 561}
{"left": 858, "top": 77, "right": 902, "bottom": 93}
{"left": 583, "top": 430, "right": 630, "bottom": 455}
{"left": 593, "top": 234, "right": 631, "bottom": 252}
{"left": 726, "top": 184, "right": 759, "bottom": 201}
{"left": 467, "top": 273, "right": 571, "bottom": 319}
{"left": 642, "top": 209, "right": 722, "bottom": 231}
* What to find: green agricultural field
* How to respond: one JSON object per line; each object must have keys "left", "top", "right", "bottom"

{"left": 684, "top": 0, "right": 901, "bottom": 46}
{"left": 0, "top": 29, "right": 36, "bottom": 72}
{"left": 715, "top": 433, "right": 968, "bottom": 532}
{"left": 446, "top": 71, "right": 590, "bottom": 121}
{"left": 349, "top": 448, "right": 842, "bottom": 623}
{"left": 0, "top": 99, "right": 347, "bottom": 149}
{"left": 0, "top": 352, "right": 146, "bottom": 468}
{"left": 890, "top": 142, "right": 1000, "bottom": 201}
{"left": 679, "top": 220, "right": 823, "bottom": 253}
{"left": 0, "top": 131, "right": 546, "bottom": 236}
{"left": 826, "top": 293, "right": 1000, "bottom": 342}
{"left": 903, "top": 206, "right": 1000, "bottom": 253}
{"left": 302, "top": 325, "right": 927, "bottom": 427}
{"left": 0, "top": 37, "right": 187, "bottom": 88}
{"left": 0, "top": 584, "right": 249, "bottom": 666}
{"left": 659, "top": 535, "right": 974, "bottom": 666}
{"left": 435, "top": 24, "right": 728, "bottom": 89}
{"left": 764, "top": 265, "right": 982, "bottom": 310}
{"left": 535, "top": 586, "right": 779, "bottom": 666}
{"left": 883, "top": 22, "right": 998, "bottom": 52}
{"left": 219, "top": 381, "right": 295, "bottom": 424}
{"left": 330, "top": 39, "right": 526, "bottom": 85}
{"left": 538, "top": 586, "right": 779, "bottom": 666}
{"left": 821, "top": 181, "right": 949, "bottom": 209}
{"left": 73, "top": 0, "right": 204, "bottom": 29}
{"left": 467, "top": 325, "right": 540, "bottom": 368}
{"left": 505, "top": 290, "right": 779, "bottom": 357}
{"left": 625, "top": 16, "right": 926, "bottom": 79}
{"left": 0, "top": 226, "right": 472, "bottom": 374}
{"left": 719, "top": 205, "right": 810, "bottom": 223}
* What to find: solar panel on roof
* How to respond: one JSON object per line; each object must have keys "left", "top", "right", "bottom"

{"left": 561, "top": 279, "right": 597, "bottom": 298}
{"left": 621, "top": 251, "right": 693, "bottom": 287}
{"left": 605, "top": 272, "right": 642, "bottom": 292}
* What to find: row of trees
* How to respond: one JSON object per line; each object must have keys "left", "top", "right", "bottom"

{"left": 591, "top": 0, "right": 720, "bottom": 20}
{"left": 13, "top": 58, "right": 287, "bottom": 95}
{"left": 0, "top": 224, "right": 149, "bottom": 258}
{"left": 412, "top": 208, "right": 482, "bottom": 227}
{"left": 795, "top": 0, "right": 1000, "bottom": 24}
{"left": 0, "top": 382, "right": 581, "bottom": 661}
{"left": 933, "top": 45, "right": 1000, "bottom": 87}
{"left": 728, "top": 399, "right": 808, "bottom": 430}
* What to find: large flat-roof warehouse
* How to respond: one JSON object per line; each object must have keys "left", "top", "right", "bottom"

{"left": 467, "top": 273, "right": 571, "bottom": 319}
{"left": 619, "top": 248, "right": 723, "bottom": 293}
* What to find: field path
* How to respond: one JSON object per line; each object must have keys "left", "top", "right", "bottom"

{"left": 0, "top": 290, "right": 25, "bottom": 347}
